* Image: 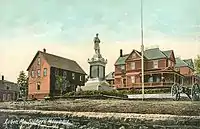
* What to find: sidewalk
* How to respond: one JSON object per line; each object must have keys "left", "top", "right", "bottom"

{"left": 127, "top": 93, "right": 189, "bottom": 99}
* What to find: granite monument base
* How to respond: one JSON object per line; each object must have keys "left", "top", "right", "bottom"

{"left": 80, "top": 78, "right": 113, "bottom": 91}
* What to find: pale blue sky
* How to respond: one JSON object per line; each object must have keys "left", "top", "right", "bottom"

{"left": 0, "top": 0, "right": 200, "bottom": 81}
{"left": 0, "top": 0, "right": 200, "bottom": 43}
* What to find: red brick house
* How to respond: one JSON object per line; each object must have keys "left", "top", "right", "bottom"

{"left": 0, "top": 76, "right": 19, "bottom": 101}
{"left": 114, "top": 48, "right": 184, "bottom": 89}
{"left": 175, "top": 58, "right": 200, "bottom": 85}
{"left": 27, "top": 49, "right": 86, "bottom": 99}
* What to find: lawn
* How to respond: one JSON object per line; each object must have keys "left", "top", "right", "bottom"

{"left": 1, "top": 99, "right": 200, "bottom": 116}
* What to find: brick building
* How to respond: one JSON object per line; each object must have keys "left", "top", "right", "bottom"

{"left": 175, "top": 58, "right": 200, "bottom": 85}
{"left": 114, "top": 48, "right": 185, "bottom": 89}
{"left": 0, "top": 75, "right": 19, "bottom": 101}
{"left": 27, "top": 49, "right": 86, "bottom": 99}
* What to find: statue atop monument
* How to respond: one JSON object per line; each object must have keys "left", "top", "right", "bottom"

{"left": 93, "top": 33, "right": 101, "bottom": 55}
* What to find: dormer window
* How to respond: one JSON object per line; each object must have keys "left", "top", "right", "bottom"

{"left": 37, "top": 57, "right": 41, "bottom": 65}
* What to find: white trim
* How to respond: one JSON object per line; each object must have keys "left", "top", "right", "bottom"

{"left": 126, "top": 72, "right": 140, "bottom": 76}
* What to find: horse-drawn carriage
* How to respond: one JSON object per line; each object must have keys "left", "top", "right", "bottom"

{"left": 171, "top": 83, "right": 200, "bottom": 101}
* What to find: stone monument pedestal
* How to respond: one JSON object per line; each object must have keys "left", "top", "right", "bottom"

{"left": 81, "top": 78, "right": 112, "bottom": 91}
{"left": 79, "top": 34, "right": 113, "bottom": 91}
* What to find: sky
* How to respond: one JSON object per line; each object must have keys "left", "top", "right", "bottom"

{"left": 0, "top": 0, "right": 200, "bottom": 82}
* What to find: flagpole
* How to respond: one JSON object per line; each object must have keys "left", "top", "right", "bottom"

{"left": 141, "top": 0, "right": 145, "bottom": 101}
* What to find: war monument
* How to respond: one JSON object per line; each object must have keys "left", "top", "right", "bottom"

{"left": 80, "top": 34, "right": 112, "bottom": 91}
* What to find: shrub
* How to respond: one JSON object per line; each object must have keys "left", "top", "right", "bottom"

{"left": 64, "top": 88, "right": 171, "bottom": 98}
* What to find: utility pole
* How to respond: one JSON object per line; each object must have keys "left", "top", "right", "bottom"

{"left": 141, "top": 0, "right": 145, "bottom": 101}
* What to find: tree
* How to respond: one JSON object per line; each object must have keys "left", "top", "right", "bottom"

{"left": 55, "top": 75, "right": 69, "bottom": 96}
{"left": 194, "top": 55, "right": 200, "bottom": 74}
{"left": 17, "top": 71, "right": 28, "bottom": 99}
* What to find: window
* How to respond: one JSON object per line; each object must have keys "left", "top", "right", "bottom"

{"left": 80, "top": 75, "right": 82, "bottom": 81}
{"left": 121, "top": 65, "right": 125, "bottom": 70}
{"left": 148, "top": 76, "right": 153, "bottom": 82}
{"left": 131, "top": 76, "right": 135, "bottom": 83}
{"left": 63, "top": 71, "right": 67, "bottom": 77}
{"left": 43, "top": 68, "right": 47, "bottom": 76}
{"left": 37, "top": 57, "right": 41, "bottom": 65}
{"left": 36, "top": 82, "right": 40, "bottom": 90}
{"left": 31, "top": 70, "right": 34, "bottom": 78}
{"left": 153, "top": 60, "right": 158, "bottom": 68}
{"left": 72, "top": 73, "right": 75, "bottom": 80}
{"left": 37, "top": 69, "right": 41, "bottom": 77}
{"left": 3, "top": 94, "right": 6, "bottom": 101}
{"left": 55, "top": 69, "right": 59, "bottom": 76}
{"left": 131, "top": 62, "right": 135, "bottom": 70}
{"left": 7, "top": 94, "right": 11, "bottom": 101}
{"left": 175, "top": 68, "right": 179, "bottom": 71}
{"left": 156, "top": 77, "right": 160, "bottom": 82}
{"left": 132, "top": 53, "right": 136, "bottom": 58}
{"left": 168, "top": 60, "right": 171, "bottom": 67}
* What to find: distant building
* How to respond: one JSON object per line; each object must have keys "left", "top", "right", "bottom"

{"left": 175, "top": 58, "right": 199, "bottom": 85}
{"left": 114, "top": 48, "right": 184, "bottom": 90}
{"left": 0, "top": 75, "right": 19, "bottom": 101}
{"left": 105, "top": 72, "right": 115, "bottom": 87}
{"left": 27, "top": 49, "right": 86, "bottom": 99}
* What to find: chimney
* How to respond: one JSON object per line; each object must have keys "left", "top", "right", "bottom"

{"left": 43, "top": 48, "right": 46, "bottom": 53}
{"left": 120, "top": 49, "right": 123, "bottom": 57}
{"left": 2, "top": 75, "right": 4, "bottom": 81}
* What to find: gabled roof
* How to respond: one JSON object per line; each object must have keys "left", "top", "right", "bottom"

{"left": 175, "top": 58, "right": 194, "bottom": 70}
{"left": 0, "top": 80, "right": 19, "bottom": 91}
{"left": 183, "top": 59, "right": 194, "bottom": 69}
{"left": 126, "top": 49, "right": 142, "bottom": 61}
{"left": 115, "top": 54, "right": 129, "bottom": 65}
{"left": 27, "top": 51, "right": 86, "bottom": 74}
{"left": 175, "top": 57, "right": 188, "bottom": 67}
{"left": 105, "top": 72, "right": 114, "bottom": 80}
{"left": 115, "top": 48, "right": 172, "bottom": 65}
{"left": 144, "top": 48, "right": 166, "bottom": 60}
{"left": 162, "top": 50, "right": 172, "bottom": 58}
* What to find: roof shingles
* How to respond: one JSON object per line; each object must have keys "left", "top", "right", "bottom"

{"left": 27, "top": 51, "right": 86, "bottom": 74}
{"left": 115, "top": 54, "right": 129, "bottom": 65}
{"left": 144, "top": 48, "right": 166, "bottom": 60}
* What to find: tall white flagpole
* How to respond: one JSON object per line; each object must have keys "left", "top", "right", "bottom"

{"left": 141, "top": 0, "right": 145, "bottom": 101}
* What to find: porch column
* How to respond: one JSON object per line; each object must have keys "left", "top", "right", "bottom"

{"left": 191, "top": 76, "right": 193, "bottom": 85}
{"left": 181, "top": 77, "right": 184, "bottom": 85}
{"left": 121, "top": 77, "right": 123, "bottom": 87}
{"left": 150, "top": 74, "right": 152, "bottom": 87}
{"left": 161, "top": 73, "right": 164, "bottom": 86}
{"left": 173, "top": 73, "right": 176, "bottom": 84}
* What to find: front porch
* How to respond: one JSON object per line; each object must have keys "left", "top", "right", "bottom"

{"left": 116, "top": 70, "right": 184, "bottom": 90}
{"left": 135, "top": 71, "right": 183, "bottom": 89}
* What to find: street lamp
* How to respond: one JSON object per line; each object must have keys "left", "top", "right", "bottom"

{"left": 141, "top": 0, "right": 145, "bottom": 100}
